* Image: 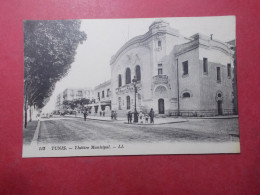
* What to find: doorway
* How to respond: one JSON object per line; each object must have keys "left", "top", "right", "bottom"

{"left": 158, "top": 98, "right": 165, "bottom": 114}
{"left": 217, "top": 100, "right": 223, "bottom": 115}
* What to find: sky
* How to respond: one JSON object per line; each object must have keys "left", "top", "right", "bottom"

{"left": 42, "top": 16, "right": 236, "bottom": 113}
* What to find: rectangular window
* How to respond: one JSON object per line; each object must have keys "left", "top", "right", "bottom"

{"left": 107, "top": 89, "right": 110, "bottom": 97}
{"left": 158, "top": 40, "right": 161, "bottom": 47}
{"left": 77, "top": 90, "right": 83, "bottom": 97}
{"left": 227, "top": 64, "right": 231, "bottom": 78}
{"left": 118, "top": 97, "right": 121, "bottom": 110}
{"left": 203, "top": 58, "right": 208, "bottom": 74}
{"left": 217, "top": 67, "right": 221, "bottom": 82}
{"left": 102, "top": 90, "right": 104, "bottom": 98}
{"left": 182, "top": 61, "right": 188, "bottom": 76}
{"left": 158, "top": 64, "right": 163, "bottom": 75}
{"left": 126, "top": 96, "right": 130, "bottom": 110}
{"left": 98, "top": 92, "right": 100, "bottom": 99}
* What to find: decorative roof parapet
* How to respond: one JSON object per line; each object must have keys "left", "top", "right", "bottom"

{"left": 94, "top": 80, "right": 111, "bottom": 90}
{"left": 175, "top": 33, "right": 234, "bottom": 56}
{"left": 110, "top": 20, "right": 180, "bottom": 65}
{"left": 175, "top": 39, "right": 199, "bottom": 56}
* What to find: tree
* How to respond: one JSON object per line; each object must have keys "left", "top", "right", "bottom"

{"left": 62, "top": 100, "right": 76, "bottom": 110}
{"left": 73, "top": 98, "right": 90, "bottom": 111}
{"left": 23, "top": 20, "right": 87, "bottom": 128}
{"left": 78, "top": 98, "right": 90, "bottom": 106}
{"left": 62, "top": 98, "right": 90, "bottom": 112}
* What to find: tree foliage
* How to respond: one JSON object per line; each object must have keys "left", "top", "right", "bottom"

{"left": 24, "top": 20, "right": 86, "bottom": 108}
{"left": 23, "top": 20, "right": 87, "bottom": 127}
{"left": 62, "top": 98, "right": 90, "bottom": 111}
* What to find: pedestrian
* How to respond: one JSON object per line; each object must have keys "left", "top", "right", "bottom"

{"left": 127, "top": 111, "right": 132, "bottom": 123}
{"left": 139, "top": 111, "right": 144, "bottom": 124}
{"left": 111, "top": 110, "right": 114, "bottom": 120}
{"left": 145, "top": 114, "right": 149, "bottom": 124}
{"left": 83, "top": 110, "right": 87, "bottom": 121}
{"left": 114, "top": 111, "right": 117, "bottom": 120}
{"left": 103, "top": 110, "right": 105, "bottom": 117}
{"left": 129, "top": 111, "right": 132, "bottom": 123}
{"left": 149, "top": 108, "right": 155, "bottom": 124}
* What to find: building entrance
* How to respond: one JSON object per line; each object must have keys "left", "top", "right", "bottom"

{"left": 217, "top": 100, "right": 223, "bottom": 115}
{"left": 158, "top": 98, "right": 165, "bottom": 114}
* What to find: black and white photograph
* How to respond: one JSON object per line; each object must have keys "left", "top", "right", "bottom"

{"left": 23, "top": 16, "right": 240, "bottom": 157}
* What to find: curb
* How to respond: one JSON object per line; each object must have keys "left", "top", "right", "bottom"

{"left": 63, "top": 115, "right": 189, "bottom": 125}
{"left": 86, "top": 118, "right": 124, "bottom": 122}
{"left": 186, "top": 116, "right": 239, "bottom": 119}
{"left": 31, "top": 119, "right": 41, "bottom": 146}
{"left": 64, "top": 115, "right": 125, "bottom": 122}
{"left": 123, "top": 120, "right": 188, "bottom": 125}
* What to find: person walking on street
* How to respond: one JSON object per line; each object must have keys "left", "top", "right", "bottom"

{"left": 139, "top": 111, "right": 144, "bottom": 124}
{"left": 83, "top": 110, "right": 87, "bottom": 121}
{"left": 129, "top": 111, "right": 132, "bottom": 123}
{"left": 145, "top": 114, "right": 149, "bottom": 124}
{"left": 114, "top": 111, "right": 117, "bottom": 120}
{"left": 127, "top": 111, "right": 132, "bottom": 123}
{"left": 111, "top": 110, "right": 114, "bottom": 120}
{"left": 149, "top": 108, "right": 155, "bottom": 124}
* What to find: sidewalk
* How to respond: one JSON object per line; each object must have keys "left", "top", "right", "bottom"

{"left": 23, "top": 120, "right": 39, "bottom": 145}
{"left": 86, "top": 115, "right": 125, "bottom": 122}
{"left": 63, "top": 114, "right": 237, "bottom": 125}
{"left": 64, "top": 114, "right": 125, "bottom": 122}
{"left": 65, "top": 114, "right": 188, "bottom": 125}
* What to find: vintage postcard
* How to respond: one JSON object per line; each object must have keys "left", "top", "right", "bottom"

{"left": 23, "top": 16, "right": 240, "bottom": 157}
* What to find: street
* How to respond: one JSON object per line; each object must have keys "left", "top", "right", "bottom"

{"left": 37, "top": 117, "right": 239, "bottom": 144}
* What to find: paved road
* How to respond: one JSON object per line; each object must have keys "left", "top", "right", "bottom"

{"left": 37, "top": 117, "right": 239, "bottom": 144}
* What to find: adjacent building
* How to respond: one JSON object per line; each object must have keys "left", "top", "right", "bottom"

{"left": 87, "top": 80, "right": 112, "bottom": 115}
{"left": 55, "top": 88, "right": 94, "bottom": 111}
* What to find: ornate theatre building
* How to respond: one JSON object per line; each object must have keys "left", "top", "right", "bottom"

{"left": 109, "top": 20, "right": 236, "bottom": 117}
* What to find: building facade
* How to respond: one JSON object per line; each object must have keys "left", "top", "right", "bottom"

{"left": 110, "top": 20, "right": 236, "bottom": 117}
{"left": 55, "top": 88, "right": 94, "bottom": 111}
{"left": 88, "top": 80, "right": 112, "bottom": 115}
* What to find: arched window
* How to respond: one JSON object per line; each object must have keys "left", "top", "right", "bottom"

{"left": 135, "top": 65, "right": 141, "bottom": 81}
{"left": 126, "top": 96, "right": 130, "bottom": 110}
{"left": 125, "top": 68, "right": 131, "bottom": 84}
{"left": 183, "top": 92, "right": 191, "bottom": 98}
{"left": 118, "top": 74, "right": 122, "bottom": 87}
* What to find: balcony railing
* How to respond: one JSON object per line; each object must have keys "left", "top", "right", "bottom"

{"left": 153, "top": 75, "right": 169, "bottom": 85}
{"left": 116, "top": 82, "right": 142, "bottom": 95}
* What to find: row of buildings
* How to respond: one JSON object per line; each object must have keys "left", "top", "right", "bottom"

{"left": 55, "top": 82, "right": 111, "bottom": 113}
{"left": 56, "top": 20, "right": 237, "bottom": 117}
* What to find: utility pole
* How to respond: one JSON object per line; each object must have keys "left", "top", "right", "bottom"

{"left": 176, "top": 59, "right": 180, "bottom": 116}
{"left": 132, "top": 76, "right": 138, "bottom": 123}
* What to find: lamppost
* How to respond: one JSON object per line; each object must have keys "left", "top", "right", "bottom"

{"left": 132, "top": 76, "right": 138, "bottom": 123}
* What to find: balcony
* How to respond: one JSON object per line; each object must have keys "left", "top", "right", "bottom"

{"left": 116, "top": 82, "right": 142, "bottom": 95}
{"left": 153, "top": 75, "right": 169, "bottom": 85}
